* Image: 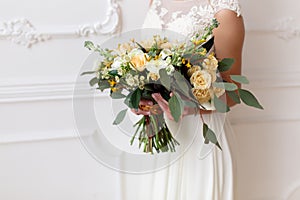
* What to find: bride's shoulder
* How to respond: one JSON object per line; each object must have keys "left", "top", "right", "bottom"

{"left": 209, "top": 0, "right": 242, "bottom": 17}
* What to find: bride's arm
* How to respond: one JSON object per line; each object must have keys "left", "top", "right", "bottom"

{"left": 213, "top": 9, "right": 245, "bottom": 107}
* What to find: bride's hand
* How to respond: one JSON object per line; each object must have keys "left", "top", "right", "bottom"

{"left": 152, "top": 93, "right": 212, "bottom": 120}
{"left": 131, "top": 99, "right": 153, "bottom": 116}
{"left": 152, "top": 93, "right": 201, "bottom": 120}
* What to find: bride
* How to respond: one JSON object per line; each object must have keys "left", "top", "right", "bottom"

{"left": 120, "top": 0, "right": 245, "bottom": 199}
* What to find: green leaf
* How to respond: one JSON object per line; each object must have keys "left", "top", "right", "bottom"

{"left": 108, "top": 70, "right": 118, "bottom": 76}
{"left": 130, "top": 88, "right": 142, "bottom": 110}
{"left": 173, "top": 71, "right": 195, "bottom": 101}
{"left": 183, "top": 100, "right": 198, "bottom": 108}
{"left": 124, "top": 93, "right": 132, "bottom": 107}
{"left": 238, "top": 89, "right": 263, "bottom": 109}
{"left": 227, "top": 91, "right": 241, "bottom": 104}
{"left": 81, "top": 71, "right": 96, "bottom": 76}
{"left": 111, "top": 92, "right": 126, "bottom": 99}
{"left": 113, "top": 109, "right": 127, "bottom": 125}
{"left": 190, "top": 54, "right": 204, "bottom": 65}
{"left": 168, "top": 93, "right": 184, "bottom": 122}
{"left": 218, "top": 58, "right": 234, "bottom": 72}
{"left": 213, "top": 94, "right": 230, "bottom": 113}
{"left": 212, "top": 82, "right": 238, "bottom": 91}
{"left": 230, "top": 75, "right": 250, "bottom": 84}
{"left": 159, "top": 69, "right": 172, "bottom": 90}
{"left": 89, "top": 77, "right": 99, "bottom": 87}
{"left": 97, "top": 80, "right": 110, "bottom": 91}
{"left": 84, "top": 41, "right": 96, "bottom": 51}
{"left": 203, "top": 123, "right": 222, "bottom": 150}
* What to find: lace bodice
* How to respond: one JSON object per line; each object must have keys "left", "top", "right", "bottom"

{"left": 143, "top": 0, "right": 241, "bottom": 37}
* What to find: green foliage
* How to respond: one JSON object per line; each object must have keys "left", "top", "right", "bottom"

{"left": 227, "top": 91, "right": 241, "bottom": 104}
{"left": 238, "top": 89, "right": 264, "bottom": 109}
{"left": 218, "top": 58, "right": 234, "bottom": 72}
{"left": 89, "top": 77, "right": 99, "bottom": 87}
{"left": 113, "top": 109, "right": 127, "bottom": 125}
{"left": 213, "top": 94, "right": 230, "bottom": 113}
{"left": 212, "top": 82, "right": 238, "bottom": 91}
{"left": 124, "top": 88, "right": 142, "bottom": 110}
{"left": 159, "top": 69, "right": 172, "bottom": 90}
{"left": 168, "top": 92, "right": 184, "bottom": 122}
{"left": 81, "top": 71, "right": 95, "bottom": 76}
{"left": 203, "top": 123, "right": 222, "bottom": 150}
{"left": 111, "top": 92, "right": 126, "bottom": 99}
{"left": 230, "top": 75, "right": 250, "bottom": 84}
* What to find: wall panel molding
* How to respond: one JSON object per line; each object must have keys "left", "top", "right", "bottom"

{"left": 1, "top": 69, "right": 299, "bottom": 103}
{"left": 0, "top": 0, "right": 122, "bottom": 47}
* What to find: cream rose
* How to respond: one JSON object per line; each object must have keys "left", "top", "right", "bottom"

{"left": 206, "top": 69, "right": 217, "bottom": 82}
{"left": 203, "top": 54, "right": 218, "bottom": 71}
{"left": 187, "top": 65, "right": 201, "bottom": 77}
{"left": 131, "top": 54, "right": 147, "bottom": 72}
{"left": 192, "top": 88, "right": 212, "bottom": 104}
{"left": 190, "top": 70, "right": 212, "bottom": 90}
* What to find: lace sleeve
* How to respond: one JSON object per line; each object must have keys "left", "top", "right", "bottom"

{"left": 209, "top": 0, "right": 242, "bottom": 17}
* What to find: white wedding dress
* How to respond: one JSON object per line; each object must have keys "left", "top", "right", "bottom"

{"left": 117, "top": 0, "right": 241, "bottom": 199}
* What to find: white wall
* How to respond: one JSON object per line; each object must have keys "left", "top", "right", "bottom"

{"left": 232, "top": 0, "right": 300, "bottom": 199}
{"left": 1, "top": 0, "right": 300, "bottom": 199}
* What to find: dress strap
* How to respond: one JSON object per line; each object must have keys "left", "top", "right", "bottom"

{"left": 209, "top": 0, "right": 242, "bottom": 16}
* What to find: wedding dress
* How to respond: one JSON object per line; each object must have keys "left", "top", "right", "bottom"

{"left": 117, "top": 0, "right": 241, "bottom": 199}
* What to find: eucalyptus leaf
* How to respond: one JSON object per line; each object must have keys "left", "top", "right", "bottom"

{"left": 130, "top": 88, "right": 142, "bottom": 109}
{"left": 97, "top": 80, "right": 110, "bottom": 91}
{"left": 124, "top": 93, "right": 132, "bottom": 107}
{"left": 159, "top": 69, "right": 172, "bottom": 90}
{"left": 89, "top": 77, "right": 99, "bottom": 87}
{"left": 168, "top": 93, "right": 184, "bottom": 122}
{"left": 203, "top": 123, "right": 222, "bottom": 150}
{"left": 113, "top": 109, "right": 127, "bottom": 125}
{"left": 227, "top": 91, "right": 241, "bottom": 104}
{"left": 190, "top": 54, "right": 204, "bottom": 65}
{"left": 213, "top": 94, "right": 230, "bottom": 113}
{"left": 111, "top": 92, "right": 126, "bottom": 99}
{"left": 218, "top": 58, "right": 234, "bottom": 72}
{"left": 183, "top": 100, "right": 198, "bottom": 108}
{"left": 173, "top": 71, "right": 192, "bottom": 99}
{"left": 230, "top": 75, "right": 250, "bottom": 84}
{"left": 81, "top": 71, "right": 96, "bottom": 76}
{"left": 212, "top": 82, "right": 238, "bottom": 91}
{"left": 238, "top": 89, "right": 263, "bottom": 109}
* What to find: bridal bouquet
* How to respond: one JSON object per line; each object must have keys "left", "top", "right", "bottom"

{"left": 82, "top": 19, "right": 263, "bottom": 153}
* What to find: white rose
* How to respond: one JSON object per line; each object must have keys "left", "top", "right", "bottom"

{"left": 111, "top": 57, "right": 123, "bottom": 70}
{"left": 145, "top": 59, "right": 168, "bottom": 74}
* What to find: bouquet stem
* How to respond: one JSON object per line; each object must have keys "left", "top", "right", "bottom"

{"left": 131, "top": 114, "right": 179, "bottom": 154}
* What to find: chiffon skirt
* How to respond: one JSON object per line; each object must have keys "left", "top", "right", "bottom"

{"left": 117, "top": 112, "right": 237, "bottom": 200}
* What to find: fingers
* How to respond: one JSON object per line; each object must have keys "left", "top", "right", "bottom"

{"left": 152, "top": 93, "right": 174, "bottom": 120}
{"left": 152, "top": 93, "right": 169, "bottom": 112}
{"left": 131, "top": 99, "right": 153, "bottom": 115}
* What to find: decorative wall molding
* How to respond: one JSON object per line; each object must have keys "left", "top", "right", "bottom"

{"left": 1, "top": 69, "right": 299, "bottom": 103}
{"left": 0, "top": 0, "right": 122, "bottom": 47}
{"left": 0, "top": 19, "right": 51, "bottom": 48}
